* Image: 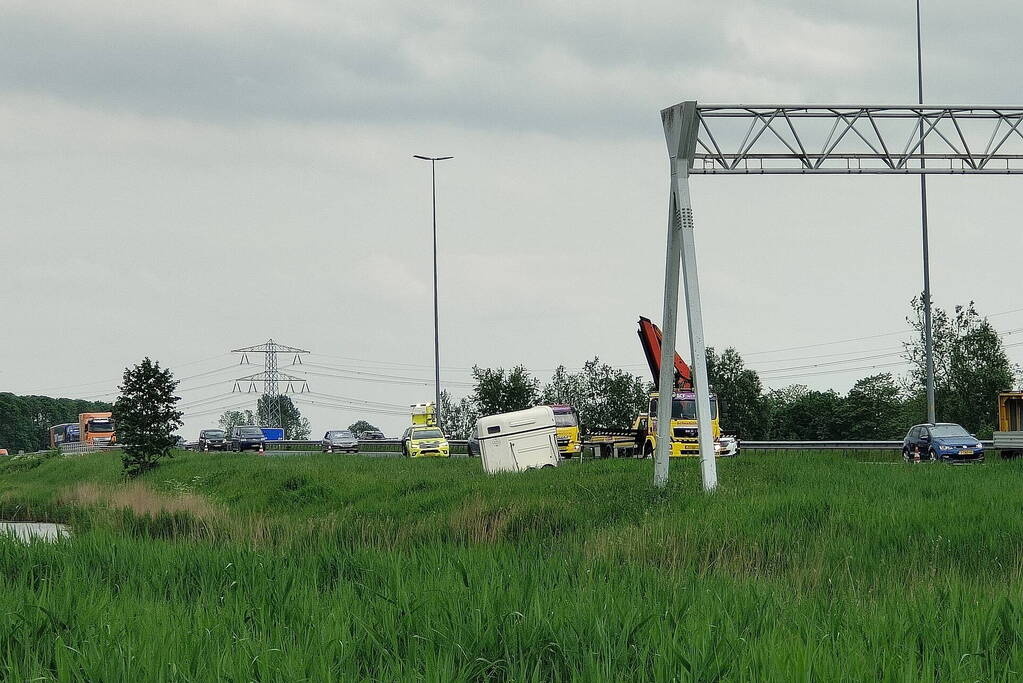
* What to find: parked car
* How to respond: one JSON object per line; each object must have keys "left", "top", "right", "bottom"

{"left": 198, "top": 429, "right": 227, "bottom": 451}
{"left": 715, "top": 435, "right": 740, "bottom": 457}
{"left": 322, "top": 430, "right": 359, "bottom": 454}
{"left": 467, "top": 432, "right": 480, "bottom": 457}
{"left": 359, "top": 430, "right": 386, "bottom": 440}
{"left": 903, "top": 423, "right": 985, "bottom": 462}
{"left": 400, "top": 426, "right": 450, "bottom": 457}
{"left": 228, "top": 425, "right": 266, "bottom": 452}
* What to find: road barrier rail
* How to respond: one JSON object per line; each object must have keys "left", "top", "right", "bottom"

{"left": 741, "top": 440, "right": 994, "bottom": 452}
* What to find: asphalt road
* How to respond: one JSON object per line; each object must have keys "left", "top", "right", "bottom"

{"left": 264, "top": 450, "right": 473, "bottom": 459}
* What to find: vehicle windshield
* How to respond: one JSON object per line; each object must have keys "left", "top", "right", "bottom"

{"left": 328, "top": 431, "right": 354, "bottom": 439}
{"left": 649, "top": 397, "right": 719, "bottom": 420}
{"left": 930, "top": 424, "right": 971, "bottom": 438}
{"left": 238, "top": 427, "right": 263, "bottom": 437}
{"left": 554, "top": 412, "right": 578, "bottom": 428}
{"left": 87, "top": 419, "right": 114, "bottom": 433}
{"left": 413, "top": 428, "right": 443, "bottom": 440}
{"left": 202, "top": 430, "right": 225, "bottom": 438}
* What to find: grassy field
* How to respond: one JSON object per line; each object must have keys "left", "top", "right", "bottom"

{"left": 0, "top": 450, "right": 1021, "bottom": 681}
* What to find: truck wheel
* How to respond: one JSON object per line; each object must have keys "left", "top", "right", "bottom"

{"left": 643, "top": 442, "right": 654, "bottom": 459}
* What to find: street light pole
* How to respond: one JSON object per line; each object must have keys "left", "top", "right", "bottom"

{"left": 414, "top": 154, "right": 453, "bottom": 423}
{"left": 916, "top": 0, "right": 937, "bottom": 425}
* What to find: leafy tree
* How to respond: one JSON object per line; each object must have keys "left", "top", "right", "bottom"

{"left": 439, "top": 390, "right": 480, "bottom": 439}
{"left": 348, "top": 420, "right": 380, "bottom": 435}
{"left": 706, "top": 347, "right": 766, "bottom": 438}
{"left": 541, "top": 358, "right": 648, "bottom": 430}
{"left": 113, "top": 358, "right": 182, "bottom": 477}
{"left": 541, "top": 365, "right": 579, "bottom": 407}
{"left": 904, "top": 298, "right": 1018, "bottom": 435}
{"left": 765, "top": 385, "right": 845, "bottom": 440}
{"left": 471, "top": 365, "right": 540, "bottom": 416}
{"left": 219, "top": 409, "right": 256, "bottom": 432}
{"left": 256, "top": 395, "right": 311, "bottom": 439}
{"left": 840, "top": 373, "right": 903, "bottom": 439}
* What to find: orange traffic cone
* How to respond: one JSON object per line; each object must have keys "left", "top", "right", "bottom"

{"left": 259, "top": 442, "right": 265, "bottom": 456}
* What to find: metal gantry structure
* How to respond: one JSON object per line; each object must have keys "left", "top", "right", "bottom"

{"left": 231, "top": 339, "right": 310, "bottom": 429}
{"left": 657, "top": 101, "right": 1023, "bottom": 490}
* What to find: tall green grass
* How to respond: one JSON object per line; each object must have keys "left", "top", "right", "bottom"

{"left": 0, "top": 451, "right": 1020, "bottom": 680}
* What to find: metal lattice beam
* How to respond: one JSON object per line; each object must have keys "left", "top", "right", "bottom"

{"left": 680, "top": 105, "right": 1023, "bottom": 174}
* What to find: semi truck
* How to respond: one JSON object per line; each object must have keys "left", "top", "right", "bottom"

{"left": 994, "top": 392, "right": 1023, "bottom": 458}
{"left": 48, "top": 423, "right": 80, "bottom": 449}
{"left": 79, "top": 412, "right": 115, "bottom": 446}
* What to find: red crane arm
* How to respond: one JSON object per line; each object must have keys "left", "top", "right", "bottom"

{"left": 637, "top": 316, "right": 693, "bottom": 390}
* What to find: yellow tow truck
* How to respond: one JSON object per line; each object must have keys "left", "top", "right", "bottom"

{"left": 635, "top": 316, "right": 736, "bottom": 458}
{"left": 400, "top": 402, "right": 450, "bottom": 458}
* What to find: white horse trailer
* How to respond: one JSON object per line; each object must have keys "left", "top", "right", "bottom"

{"left": 476, "top": 406, "right": 561, "bottom": 474}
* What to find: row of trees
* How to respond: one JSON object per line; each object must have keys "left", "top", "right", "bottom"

{"left": 0, "top": 393, "right": 113, "bottom": 453}
{"left": 439, "top": 358, "right": 649, "bottom": 439}
{"left": 706, "top": 300, "right": 1016, "bottom": 440}
{"left": 444, "top": 299, "right": 1018, "bottom": 440}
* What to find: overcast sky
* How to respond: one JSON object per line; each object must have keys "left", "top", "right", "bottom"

{"left": 3, "top": 0, "right": 1023, "bottom": 438}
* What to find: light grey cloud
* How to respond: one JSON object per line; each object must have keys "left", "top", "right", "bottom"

{"left": 9, "top": 0, "right": 1009, "bottom": 137}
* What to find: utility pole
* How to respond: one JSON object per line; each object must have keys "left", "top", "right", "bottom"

{"left": 232, "top": 339, "right": 310, "bottom": 428}
{"left": 413, "top": 154, "right": 453, "bottom": 421}
{"left": 917, "top": 0, "right": 937, "bottom": 425}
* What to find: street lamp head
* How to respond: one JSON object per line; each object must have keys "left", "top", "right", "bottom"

{"left": 413, "top": 155, "right": 454, "bottom": 161}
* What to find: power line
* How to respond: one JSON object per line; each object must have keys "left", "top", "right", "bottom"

{"left": 286, "top": 366, "right": 474, "bottom": 389}
{"left": 178, "top": 393, "right": 247, "bottom": 411}
{"left": 291, "top": 396, "right": 408, "bottom": 417}
{"left": 183, "top": 399, "right": 257, "bottom": 419}
{"left": 293, "top": 361, "right": 475, "bottom": 386}
{"left": 763, "top": 361, "right": 911, "bottom": 383}
{"left": 304, "top": 391, "right": 408, "bottom": 410}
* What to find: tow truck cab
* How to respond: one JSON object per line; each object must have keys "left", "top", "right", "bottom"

{"left": 550, "top": 404, "right": 581, "bottom": 456}
{"left": 643, "top": 391, "right": 720, "bottom": 457}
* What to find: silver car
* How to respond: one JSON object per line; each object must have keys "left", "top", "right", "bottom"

{"left": 322, "top": 430, "right": 359, "bottom": 454}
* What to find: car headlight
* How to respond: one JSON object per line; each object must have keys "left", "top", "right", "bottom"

{"left": 976, "top": 442, "right": 984, "bottom": 449}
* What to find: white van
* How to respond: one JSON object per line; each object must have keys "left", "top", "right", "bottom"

{"left": 476, "top": 406, "right": 561, "bottom": 474}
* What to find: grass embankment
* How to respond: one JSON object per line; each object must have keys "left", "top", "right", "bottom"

{"left": 0, "top": 451, "right": 1021, "bottom": 680}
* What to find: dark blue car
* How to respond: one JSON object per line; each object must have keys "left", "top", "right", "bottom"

{"left": 903, "top": 423, "right": 985, "bottom": 462}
